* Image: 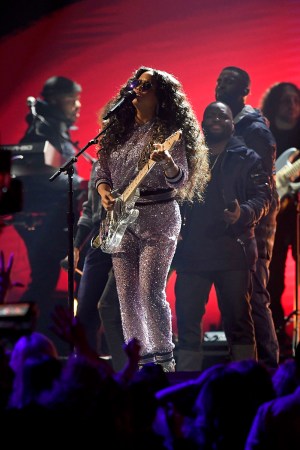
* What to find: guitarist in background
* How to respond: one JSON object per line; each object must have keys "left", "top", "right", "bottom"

{"left": 260, "top": 82, "right": 300, "bottom": 352}
{"left": 95, "top": 66, "right": 210, "bottom": 372}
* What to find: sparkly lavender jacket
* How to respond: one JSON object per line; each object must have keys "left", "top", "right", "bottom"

{"left": 95, "top": 122, "right": 189, "bottom": 200}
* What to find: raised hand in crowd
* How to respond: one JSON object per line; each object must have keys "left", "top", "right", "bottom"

{"left": 50, "top": 304, "right": 112, "bottom": 374}
{"left": 0, "top": 251, "right": 24, "bottom": 304}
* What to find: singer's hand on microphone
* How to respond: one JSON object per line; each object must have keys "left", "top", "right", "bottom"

{"left": 223, "top": 199, "right": 240, "bottom": 224}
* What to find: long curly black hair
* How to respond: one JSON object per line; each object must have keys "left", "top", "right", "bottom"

{"left": 260, "top": 81, "right": 300, "bottom": 124}
{"left": 96, "top": 66, "right": 209, "bottom": 202}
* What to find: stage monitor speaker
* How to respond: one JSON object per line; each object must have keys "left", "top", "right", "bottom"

{"left": 203, "top": 330, "right": 230, "bottom": 369}
{"left": 0, "top": 302, "right": 37, "bottom": 339}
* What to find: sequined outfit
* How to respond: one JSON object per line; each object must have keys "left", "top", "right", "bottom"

{"left": 95, "top": 121, "right": 188, "bottom": 369}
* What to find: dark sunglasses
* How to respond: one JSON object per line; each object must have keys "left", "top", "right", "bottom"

{"left": 127, "top": 79, "right": 153, "bottom": 92}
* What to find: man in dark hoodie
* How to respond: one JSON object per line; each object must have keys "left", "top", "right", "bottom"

{"left": 13, "top": 76, "right": 87, "bottom": 353}
{"left": 215, "top": 66, "right": 280, "bottom": 368}
{"left": 174, "top": 101, "right": 272, "bottom": 371}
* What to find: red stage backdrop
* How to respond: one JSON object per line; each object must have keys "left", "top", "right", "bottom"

{"left": 0, "top": 0, "right": 299, "bottom": 333}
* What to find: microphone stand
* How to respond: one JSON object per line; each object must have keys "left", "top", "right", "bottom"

{"left": 282, "top": 189, "right": 300, "bottom": 356}
{"left": 292, "top": 190, "right": 300, "bottom": 355}
{"left": 49, "top": 122, "right": 113, "bottom": 353}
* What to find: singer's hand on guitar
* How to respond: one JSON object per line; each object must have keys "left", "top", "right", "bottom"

{"left": 150, "top": 145, "right": 179, "bottom": 177}
{"left": 98, "top": 183, "right": 115, "bottom": 211}
{"left": 150, "top": 144, "right": 171, "bottom": 163}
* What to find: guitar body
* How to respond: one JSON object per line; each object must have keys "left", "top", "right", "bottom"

{"left": 100, "top": 196, "right": 140, "bottom": 253}
{"left": 91, "top": 193, "right": 140, "bottom": 253}
{"left": 275, "top": 147, "right": 300, "bottom": 200}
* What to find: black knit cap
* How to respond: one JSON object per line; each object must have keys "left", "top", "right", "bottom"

{"left": 40, "top": 76, "right": 82, "bottom": 100}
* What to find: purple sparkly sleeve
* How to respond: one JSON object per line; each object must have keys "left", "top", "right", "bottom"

{"left": 95, "top": 152, "right": 112, "bottom": 190}
{"left": 165, "top": 137, "right": 189, "bottom": 188}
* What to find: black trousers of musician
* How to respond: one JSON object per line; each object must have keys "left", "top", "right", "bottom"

{"left": 175, "top": 270, "right": 257, "bottom": 371}
{"left": 76, "top": 243, "right": 113, "bottom": 355}
{"left": 251, "top": 257, "right": 279, "bottom": 368}
{"left": 268, "top": 200, "right": 297, "bottom": 334}
{"left": 15, "top": 208, "right": 70, "bottom": 353}
{"left": 97, "top": 268, "right": 128, "bottom": 372}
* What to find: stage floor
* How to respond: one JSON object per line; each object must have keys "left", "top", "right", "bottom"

{"left": 0, "top": 222, "right": 297, "bottom": 352}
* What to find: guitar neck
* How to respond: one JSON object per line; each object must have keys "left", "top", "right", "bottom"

{"left": 278, "top": 158, "right": 300, "bottom": 179}
{"left": 120, "top": 129, "right": 182, "bottom": 203}
{"left": 121, "top": 159, "right": 156, "bottom": 202}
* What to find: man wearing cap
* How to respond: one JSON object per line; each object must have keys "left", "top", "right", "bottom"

{"left": 20, "top": 75, "right": 83, "bottom": 165}
{"left": 214, "top": 66, "right": 280, "bottom": 369}
{"left": 14, "top": 76, "right": 86, "bottom": 353}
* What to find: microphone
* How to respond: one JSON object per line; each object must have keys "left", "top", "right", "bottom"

{"left": 103, "top": 90, "right": 136, "bottom": 120}
{"left": 26, "top": 96, "right": 36, "bottom": 107}
{"left": 26, "top": 96, "right": 37, "bottom": 117}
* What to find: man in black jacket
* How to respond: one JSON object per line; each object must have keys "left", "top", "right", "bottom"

{"left": 174, "top": 101, "right": 272, "bottom": 371}
{"left": 215, "top": 66, "right": 280, "bottom": 368}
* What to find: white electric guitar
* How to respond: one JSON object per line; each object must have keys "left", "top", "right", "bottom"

{"left": 91, "top": 129, "right": 182, "bottom": 253}
{"left": 275, "top": 147, "right": 300, "bottom": 200}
